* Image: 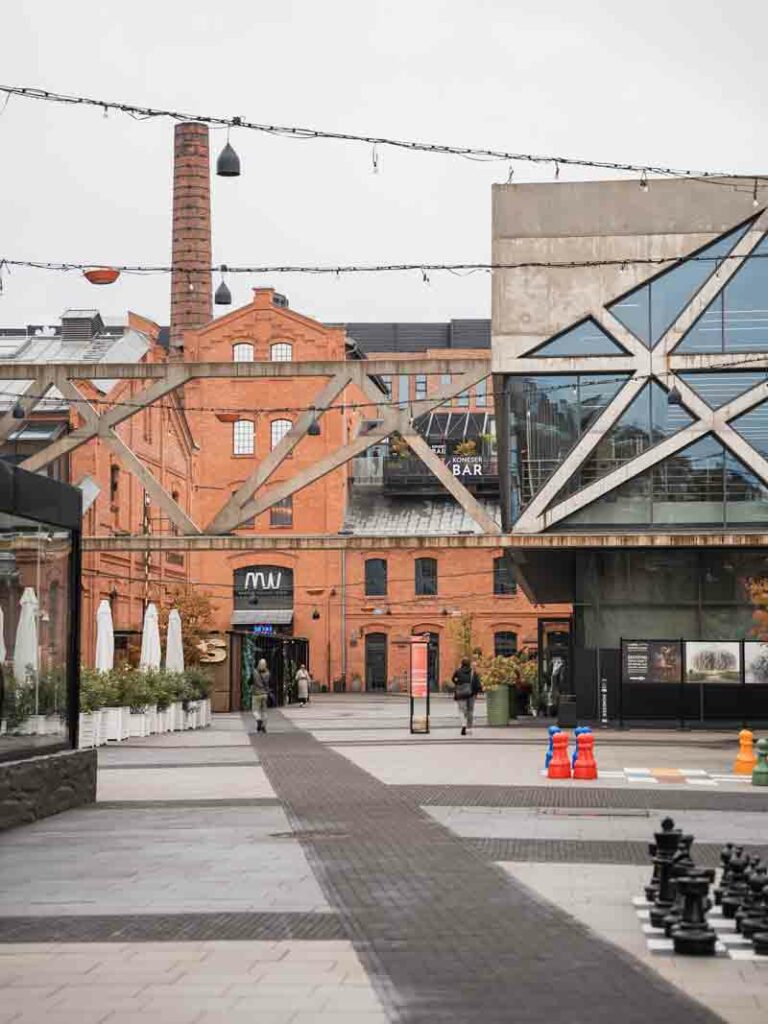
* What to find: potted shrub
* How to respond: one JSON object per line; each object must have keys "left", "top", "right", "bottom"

{"left": 79, "top": 668, "right": 109, "bottom": 748}
{"left": 116, "top": 668, "right": 155, "bottom": 738}
{"left": 183, "top": 667, "right": 213, "bottom": 727}
{"left": 509, "top": 651, "right": 539, "bottom": 718}
{"left": 476, "top": 655, "right": 519, "bottom": 726}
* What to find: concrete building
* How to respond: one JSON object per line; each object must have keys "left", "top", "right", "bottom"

{"left": 493, "top": 177, "right": 768, "bottom": 723}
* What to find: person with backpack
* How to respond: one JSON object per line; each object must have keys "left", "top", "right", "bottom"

{"left": 452, "top": 656, "right": 482, "bottom": 736}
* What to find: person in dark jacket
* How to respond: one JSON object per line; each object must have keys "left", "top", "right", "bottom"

{"left": 452, "top": 656, "right": 482, "bottom": 736}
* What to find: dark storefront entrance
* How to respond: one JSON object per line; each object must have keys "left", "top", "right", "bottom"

{"left": 230, "top": 632, "right": 309, "bottom": 709}
{"left": 365, "top": 633, "right": 387, "bottom": 691}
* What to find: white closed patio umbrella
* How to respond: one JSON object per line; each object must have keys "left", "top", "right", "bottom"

{"left": 165, "top": 608, "right": 184, "bottom": 673}
{"left": 13, "top": 587, "right": 39, "bottom": 711}
{"left": 95, "top": 599, "right": 114, "bottom": 673}
{"left": 139, "top": 602, "right": 161, "bottom": 671}
{"left": 0, "top": 604, "right": 6, "bottom": 664}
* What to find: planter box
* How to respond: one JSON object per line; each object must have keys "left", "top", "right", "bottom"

{"left": 93, "top": 709, "right": 107, "bottom": 746}
{"left": 78, "top": 712, "right": 97, "bottom": 749}
{"left": 44, "top": 714, "right": 64, "bottom": 736}
{"left": 128, "top": 711, "right": 148, "bottom": 738}
{"left": 485, "top": 685, "right": 510, "bottom": 727}
{"left": 170, "top": 702, "right": 184, "bottom": 731}
{"left": 103, "top": 707, "right": 127, "bottom": 742}
{"left": 146, "top": 706, "right": 159, "bottom": 735}
{"left": 185, "top": 702, "right": 199, "bottom": 730}
{"left": 204, "top": 698, "right": 212, "bottom": 726}
{"left": 0, "top": 719, "right": 6, "bottom": 736}
{"left": 156, "top": 707, "right": 171, "bottom": 733}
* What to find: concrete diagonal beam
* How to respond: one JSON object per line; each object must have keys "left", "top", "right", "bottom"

{"left": 0, "top": 373, "right": 55, "bottom": 445}
{"left": 207, "top": 371, "right": 353, "bottom": 534}
{"left": 21, "top": 366, "right": 192, "bottom": 473}
{"left": 102, "top": 432, "right": 202, "bottom": 536}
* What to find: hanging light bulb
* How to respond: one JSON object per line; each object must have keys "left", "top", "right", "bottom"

{"left": 312, "top": 608, "right": 320, "bottom": 621}
{"left": 307, "top": 407, "right": 321, "bottom": 436}
{"left": 216, "top": 124, "right": 241, "bottom": 177}
{"left": 215, "top": 264, "right": 232, "bottom": 305}
{"left": 11, "top": 401, "right": 25, "bottom": 420}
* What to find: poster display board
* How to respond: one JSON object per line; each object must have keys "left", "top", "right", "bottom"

{"left": 622, "top": 640, "right": 682, "bottom": 684}
{"left": 743, "top": 642, "right": 768, "bottom": 685}
{"left": 684, "top": 641, "right": 742, "bottom": 685}
{"left": 409, "top": 636, "right": 430, "bottom": 734}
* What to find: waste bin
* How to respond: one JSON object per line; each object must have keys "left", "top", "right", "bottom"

{"left": 485, "top": 685, "right": 510, "bottom": 727}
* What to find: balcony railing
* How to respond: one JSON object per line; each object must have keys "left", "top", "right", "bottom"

{"left": 383, "top": 454, "right": 499, "bottom": 495}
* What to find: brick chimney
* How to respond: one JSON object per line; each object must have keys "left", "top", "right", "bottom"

{"left": 170, "top": 122, "right": 212, "bottom": 350}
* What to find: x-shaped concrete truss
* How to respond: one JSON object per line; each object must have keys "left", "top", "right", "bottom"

{"left": 0, "top": 358, "right": 499, "bottom": 536}
{"left": 513, "top": 215, "right": 768, "bottom": 534}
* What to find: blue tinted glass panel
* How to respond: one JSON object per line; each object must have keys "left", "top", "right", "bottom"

{"left": 507, "top": 374, "right": 628, "bottom": 507}
{"left": 723, "top": 235, "right": 768, "bottom": 351}
{"left": 552, "top": 382, "right": 692, "bottom": 501}
{"left": 725, "top": 451, "right": 768, "bottom": 525}
{"left": 678, "top": 372, "right": 766, "bottom": 408}
{"left": 732, "top": 400, "right": 768, "bottom": 455}
{"left": 608, "top": 221, "right": 753, "bottom": 348}
{"left": 651, "top": 436, "right": 724, "bottom": 525}
{"left": 677, "top": 294, "right": 723, "bottom": 353}
{"left": 533, "top": 319, "right": 627, "bottom": 357}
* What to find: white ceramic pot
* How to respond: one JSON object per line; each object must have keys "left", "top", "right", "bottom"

{"left": 103, "top": 706, "right": 124, "bottom": 742}
{"left": 172, "top": 701, "right": 185, "bottom": 731}
{"left": 146, "top": 706, "right": 159, "bottom": 734}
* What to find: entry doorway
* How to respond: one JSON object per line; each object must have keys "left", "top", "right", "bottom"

{"left": 365, "top": 633, "right": 388, "bottom": 691}
{"left": 537, "top": 617, "right": 573, "bottom": 716}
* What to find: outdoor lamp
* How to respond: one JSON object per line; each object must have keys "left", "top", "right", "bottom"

{"left": 216, "top": 141, "right": 241, "bottom": 177}
{"left": 307, "top": 408, "right": 321, "bottom": 436}
{"left": 215, "top": 265, "right": 232, "bottom": 305}
{"left": 11, "top": 402, "right": 24, "bottom": 419}
{"left": 667, "top": 385, "right": 683, "bottom": 407}
{"left": 312, "top": 608, "right": 320, "bottom": 621}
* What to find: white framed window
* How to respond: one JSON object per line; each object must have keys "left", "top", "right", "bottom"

{"left": 233, "top": 419, "right": 255, "bottom": 455}
{"left": 233, "top": 342, "right": 254, "bottom": 362}
{"left": 271, "top": 342, "right": 293, "bottom": 362}
{"left": 271, "top": 418, "right": 292, "bottom": 449}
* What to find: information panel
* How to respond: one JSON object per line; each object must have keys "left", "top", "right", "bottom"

{"left": 622, "top": 640, "right": 682, "bottom": 684}
{"left": 685, "top": 641, "right": 742, "bottom": 684}
{"left": 744, "top": 642, "right": 768, "bottom": 685}
{"left": 409, "top": 636, "right": 430, "bottom": 734}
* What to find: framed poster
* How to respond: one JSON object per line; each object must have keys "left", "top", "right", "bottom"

{"left": 622, "top": 640, "right": 682, "bottom": 684}
{"left": 409, "top": 636, "right": 430, "bottom": 733}
{"left": 744, "top": 642, "right": 768, "bottom": 685}
{"left": 685, "top": 641, "right": 742, "bottom": 684}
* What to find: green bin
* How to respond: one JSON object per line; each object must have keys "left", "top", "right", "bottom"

{"left": 485, "top": 685, "right": 510, "bottom": 727}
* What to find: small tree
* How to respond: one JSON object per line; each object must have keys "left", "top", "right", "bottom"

{"left": 158, "top": 585, "right": 216, "bottom": 667}
{"left": 448, "top": 612, "right": 475, "bottom": 662}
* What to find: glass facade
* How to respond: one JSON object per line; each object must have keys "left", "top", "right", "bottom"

{"left": 0, "top": 511, "right": 75, "bottom": 759}
{"left": 575, "top": 549, "right": 768, "bottom": 650}
{"left": 532, "top": 318, "right": 628, "bottom": 357}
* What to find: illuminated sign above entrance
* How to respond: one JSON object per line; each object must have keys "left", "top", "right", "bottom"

{"left": 234, "top": 565, "right": 294, "bottom": 611}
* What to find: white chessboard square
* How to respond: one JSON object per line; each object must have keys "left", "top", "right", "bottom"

{"left": 647, "top": 938, "right": 674, "bottom": 952}
{"left": 632, "top": 897, "right": 651, "bottom": 908}
{"left": 624, "top": 767, "right": 652, "bottom": 775}
{"left": 688, "top": 778, "right": 718, "bottom": 786}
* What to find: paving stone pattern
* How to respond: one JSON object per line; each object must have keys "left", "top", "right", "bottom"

{"left": 466, "top": 837, "right": 768, "bottom": 865}
{"left": 254, "top": 713, "right": 722, "bottom": 1024}
{"left": 401, "top": 783, "right": 768, "bottom": 812}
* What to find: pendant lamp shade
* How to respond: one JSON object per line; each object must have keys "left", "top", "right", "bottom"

{"left": 216, "top": 141, "right": 241, "bottom": 177}
{"left": 215, "top": 280, "right": 232, "bottom": 305}
{"left": 667, "top": 385, "right": 683, "bottom": 407}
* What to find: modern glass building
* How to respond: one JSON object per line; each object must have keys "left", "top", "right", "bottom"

{"left": 493, "top": 179, "right": 768, "bottom": 722}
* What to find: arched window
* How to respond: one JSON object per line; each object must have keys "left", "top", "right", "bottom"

{"left": 271, "top": 342, "right": 293, "bottom": 362}
{"left": 494, "top": 631, "right": 517, "bottom": 658}
{"left": 415, "top": 557, "right": 438, "bottom": 596}
{"left": 233, "top": 342, "right": 254, "bottom": 362}
{"left": 233, "top": 419, "right": 255, "bottom": 455}
{"left": 365, "top": 558, "right": 387, "bottom": 596}
{"left": 271, "top": 419, "right": 292, "bottom": 449}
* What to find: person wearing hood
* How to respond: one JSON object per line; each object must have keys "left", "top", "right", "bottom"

{"left": 451, "top": 656, "right": 482, "bottom": 736}
{"left": 251, "top": 658, "right": 271, "bottom": 733}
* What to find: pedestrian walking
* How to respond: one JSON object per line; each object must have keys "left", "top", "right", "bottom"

{"left": 295, "top": 664, "right": 311, "bottom": 707}
{"left": 452, "top": 656, "right": 482, "bottom": 736}
{"left": 251, "top": 658, "right": 271, "bottom": 733}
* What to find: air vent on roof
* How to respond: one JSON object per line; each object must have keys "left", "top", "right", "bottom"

{"left": 273, "top": 293, "right": 289, "bottom": 308}
{"left": 61, "top": 310, "right": 104, "bottom": 343}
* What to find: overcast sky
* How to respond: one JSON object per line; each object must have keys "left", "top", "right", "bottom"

{"left": 1, "top": 1, "right": 766, "bottom": 327}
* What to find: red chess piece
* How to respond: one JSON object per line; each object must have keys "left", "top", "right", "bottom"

{"left": 573, "top": 731, "right": 598, "bottom": 780}
{"left": 547, "top": 730, "right": 571, "bottom": 779}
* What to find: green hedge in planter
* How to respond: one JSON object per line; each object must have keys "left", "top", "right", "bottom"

{"left": 79, "top": 666, "right": 213, "bottom": 713}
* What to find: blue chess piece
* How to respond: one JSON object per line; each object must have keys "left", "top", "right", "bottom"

{"left": 545, "top": 725, "right": 561, "bottom": 768}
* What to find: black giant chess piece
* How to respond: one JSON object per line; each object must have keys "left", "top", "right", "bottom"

{"left": 753, "top": 929, "right": 768, "bottom": 956}
{"left": 671, "top": 875, "right": 717, "bottom": 956}
{"left": 714, "top": 843, "right": 735, "bottom": 906}
{"left": 645, "top": 842, "right": 660, "bottom": 902}
{"left": 736, "top": 865, "right": 766, "bottom": 933}
{"left": 664, "top": 867, "right": 715, "bottom": 938}
{"left": 721, "top": 850, "right": 750, "bottom": 920}
{"left": 741, "top": 879, "right": 768, "bottom": 940}
{"left": 649, "top": 818, "right": 682, "bottom": 928}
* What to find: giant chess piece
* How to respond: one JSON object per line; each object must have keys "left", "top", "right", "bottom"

{"left": 753, "top": 928, "right": 768, "bottom": 956}
{"left": 649, "top": 818, "right": 682, "bottom": 928}
{"left": 662, "top": 835, "right": 696, "bottom": 936}
{"left": 740, "top": 877, "right": 768, "bottom": 940}
{"left": 671, "top": 875, "right": 717, "bottom": 956}
{"left": 645, "top": 842, "right": 660, "bottom": 902}
{"left": 714, "top": 843, "right": 735, "bottom": 906}
{"left": 721, "top": 850, "right": 750, "bottom": 920}
{"left": 665, "top": 868, "right": 716, "bottom": 938}
{"left": 736, "top": 865, "right": 766, "bottom": 934}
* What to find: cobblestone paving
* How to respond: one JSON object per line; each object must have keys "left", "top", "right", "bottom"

{"left": 253, "top": 712, "right": 722, "bottom": 1024}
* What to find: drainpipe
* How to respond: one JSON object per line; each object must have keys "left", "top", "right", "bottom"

{"left": 340, "top": 548, "right": 347, "bottom": 685}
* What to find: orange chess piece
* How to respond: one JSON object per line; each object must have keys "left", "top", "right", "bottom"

{"left": 573, "top": 731, "right": 598, "bottom": 780}
{"left": 548, "top": 730, "right": 571, "bottom": 779}
{"left": 733, "top": 729, "right": 757, "bottom": 775}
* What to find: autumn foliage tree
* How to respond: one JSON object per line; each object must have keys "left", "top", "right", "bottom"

{"left": 158, "top": 585, "right": 216, "bottom": 666}
{"left": 745, "top": 577, "right": 768, "bottom": 640}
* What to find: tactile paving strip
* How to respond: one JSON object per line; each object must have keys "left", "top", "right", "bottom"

{"left": 0, "top": 911, "right": 346, "bottom": 943}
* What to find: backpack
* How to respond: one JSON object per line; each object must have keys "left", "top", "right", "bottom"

{"left": 453, "top": 668, "right": 473, "bottom": 700}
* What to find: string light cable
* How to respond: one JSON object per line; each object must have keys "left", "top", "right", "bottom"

{"left": 3, "top": 250, "right": 768, "bottom": 278}
{"left": 2, "top": 83, "right": 765, "bottom": 184}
